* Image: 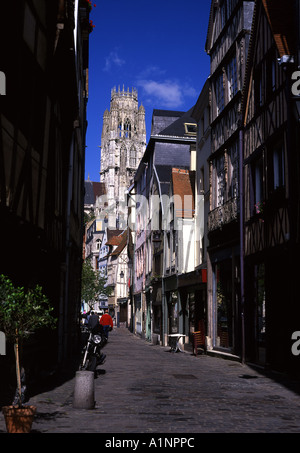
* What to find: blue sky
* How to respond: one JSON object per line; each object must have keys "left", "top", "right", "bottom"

{"left": 85, "top": 0, "right": 212, "bottom": 182}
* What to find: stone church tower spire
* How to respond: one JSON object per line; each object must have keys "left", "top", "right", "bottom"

{"left": 100, "top": 86, "right": 146, "bottom": 228}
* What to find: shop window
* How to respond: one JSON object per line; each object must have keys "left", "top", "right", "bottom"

{"left": 214, "top": 261, "right": 233, "bottom": 350}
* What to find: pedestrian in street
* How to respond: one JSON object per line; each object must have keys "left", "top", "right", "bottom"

{"left": 100, "top": 309, "right": 113, "bottom": 339}
{"left": 88, "top": 311, "right": 101, "bottom": 333}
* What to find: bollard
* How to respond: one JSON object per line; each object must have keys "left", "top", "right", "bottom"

{"left": 152, "top": 333, "right": 159, "bottom": 345}
{"left": 73, "top": 371, "right": 95, "bottom": 409}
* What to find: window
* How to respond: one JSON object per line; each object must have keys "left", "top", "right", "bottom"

{"left": 200, "top": 166, "right": 205, "bottom": 194}
{"left": 271, "top": 60, "right": 276, "bottom": 92}
{"left": 266, "top": 51, "right": 276, "bottom": 97}
{"left": 124, "top": 118, "right": 131, "bottom": 138}
{"left": 226, "top": 0, "right": 237, "bottom": 19}
{"left": 184, "top": 123, "right": 197, "bottom": 135}
{"left": 254, "top": 159, "right": 263, "bottom": 204}
{"left": 172, "top": 231, "right": 176, "bottom": 268}
{"left": 129, "top": 147, "right": 136, "bottom": 168}
{"left": 215, "top": 73, "right": 224, "bottom": 115}
{"left": 254, "top": 68, "right": 263, "bottom": 110}
{"left": 213, "top": 155, "right": 225, "bottom": 208}
{"left": 166, "top": 233, "right": 171, "bottom": 270}
{"left": 228, "top": 143, "right": 238, "bottom": 199}
{"left": 251, "top": 157, "right": 264, "bottom": 215}
{"left": 220, "top": 1, "right": 227, "bottom": 28}
{"left": 273, "top": 146, "right": 285, "bottom": 189}
{"left": 227, "top": 56, "right": 238, "bottom": 101}
{"left": 217, "top": 156, "right": 225, "bottom": 206}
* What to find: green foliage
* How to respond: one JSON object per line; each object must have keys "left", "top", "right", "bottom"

{"left": 0, "top": 274, "right": 57, "bottom": 342}
{"left": 81, "top": 259, "right": 111, "bottom": 310}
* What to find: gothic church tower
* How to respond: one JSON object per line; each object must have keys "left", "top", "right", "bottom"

{"left": 100, "top": 86, "right": 146, "bottom": 227}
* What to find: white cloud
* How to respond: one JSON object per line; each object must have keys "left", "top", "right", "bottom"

{"left": 137, "top": 79, "right": 197, "bottom": 109}
{"left": 138, "top": 65, "right": 166, "bottom": 78}
{"left": 103, "top": 50, "right": 125, "bottom": 72}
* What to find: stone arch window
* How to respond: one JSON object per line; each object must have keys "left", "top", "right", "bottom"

{"left": 118, "top": 121, "right": 122, "bottom": 137}
{"left": 124, "top": 118, "right": 131, "bottom": 138}
{"left": 130, "top": 146, "right": 136, "bottom": 168}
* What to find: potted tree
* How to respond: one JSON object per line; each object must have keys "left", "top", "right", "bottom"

{"left": 0, "top": 274, "right": 56, "bottom": 433}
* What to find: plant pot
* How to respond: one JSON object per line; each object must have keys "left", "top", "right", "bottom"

{"left": 2, "top": 405, "right": 36, "bottom": 433}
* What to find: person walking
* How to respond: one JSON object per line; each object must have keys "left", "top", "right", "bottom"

{"left": 87, "top": 311, "right": 100, "bottom": 333}
{"left": 100, "top": 309, "right": 113, "bottom": 338}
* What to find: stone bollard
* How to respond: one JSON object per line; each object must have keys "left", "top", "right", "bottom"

{"left": 73, "top": 371, "right": 95, "bottom": 409}
{"left": 152, "top": 333, "right": 159, "bottom": 345}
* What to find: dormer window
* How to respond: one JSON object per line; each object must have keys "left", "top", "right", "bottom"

{"left": 184, "top": 123, "right": 197, "bottom": 135}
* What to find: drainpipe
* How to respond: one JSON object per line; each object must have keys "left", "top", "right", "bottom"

{"left": 153, "top": 165, "right": 167, "bottom": 346}
{"left": 239, "top": 127, "right": 245, "bottom": 364}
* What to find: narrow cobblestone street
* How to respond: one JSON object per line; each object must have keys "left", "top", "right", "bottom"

{"left": 1, "top": 327, "right": 300, "bottom": 434}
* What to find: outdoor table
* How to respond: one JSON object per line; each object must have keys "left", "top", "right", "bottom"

{"left": 167, "top": 333, "right": 185, "bottom": 353}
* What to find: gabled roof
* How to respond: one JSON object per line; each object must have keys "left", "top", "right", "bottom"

{"left": 157, "top": 107, "right": 197, "bottom": 138}
{"left": 110, "top": 229, "right": 128, "bottom": 256}
{"left": 151, "top": 109, "right": 185, "bottom": 136}
{"left": 205, "top": 0, "right": 218, "bottom": 54}
{"left": 242, "top": 0, "right": 297, "bottom": 124}
{"left": 106, "top": 229, "right": 124, "bottom": 246}
{"left": 84, "top": 180, "right": 106, "bottom": 205}
{"left": 262, "top": 0, "right": 296, "bottom": 57}
{"left": 171, "top": 168, "right": 195, "bottom": 219}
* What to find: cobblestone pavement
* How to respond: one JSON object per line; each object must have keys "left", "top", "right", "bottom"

{"left": 1, "top": 327, "right": 300, "bottom": 434}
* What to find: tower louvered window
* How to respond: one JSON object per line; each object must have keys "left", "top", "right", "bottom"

{"left": 130, "top": 147, "right": 136, "bottom": 168}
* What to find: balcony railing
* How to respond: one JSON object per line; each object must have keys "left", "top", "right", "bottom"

{"left": 208, "top": 197, "right": 239, "bottom": 232}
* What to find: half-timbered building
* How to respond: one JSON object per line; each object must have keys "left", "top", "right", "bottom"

{"left": 205, "top": 0, "right": 254, "bottom": 358}
{"left": 242, "top": 0, "right": 300, "bottom": 374}
{"left": 0, "top": 0, "right": 90, "bottom": 381}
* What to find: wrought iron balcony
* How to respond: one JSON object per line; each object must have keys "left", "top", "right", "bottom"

{"left": 207, "top": 197, "right": 239, "bottom": 232}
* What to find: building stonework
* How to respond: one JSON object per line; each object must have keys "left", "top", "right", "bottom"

{"left": 100, "top": 86, "right": 146, "bottom": 227}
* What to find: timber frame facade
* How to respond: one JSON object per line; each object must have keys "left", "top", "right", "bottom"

{"left": 0, "top": 0, "right": 90, "bottom": 389}
{"left": 205, "top": 0, "right": 254, "bottom": 358}
{"left": 242, "top": 0, "right": 300, "bottom": 374}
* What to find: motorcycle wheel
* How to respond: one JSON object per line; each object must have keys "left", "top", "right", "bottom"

{"left": 87, "top": 356, "right": 97, "bottom": 372}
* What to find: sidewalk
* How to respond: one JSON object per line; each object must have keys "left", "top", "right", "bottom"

{"left": 1, "top": 327, "right": 300, "bottom": 433}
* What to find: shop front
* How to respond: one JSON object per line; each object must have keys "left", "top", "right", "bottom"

{"left": 208, "top": 245, "right": 241, "bottom": 356}
{"left": 178, "top": 269, "right": 207, "bottom": 350}
{"left": 117, "top": 298, "right": 128, "bottom": 327}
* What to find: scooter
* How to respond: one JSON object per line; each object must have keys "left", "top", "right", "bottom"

{"left": 79, "top": 325, "right": 107, "bottom": 372}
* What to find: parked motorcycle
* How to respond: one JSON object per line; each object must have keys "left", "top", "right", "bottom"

{"left": 79, "top": 325, "right": 107, "bottom": 372}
